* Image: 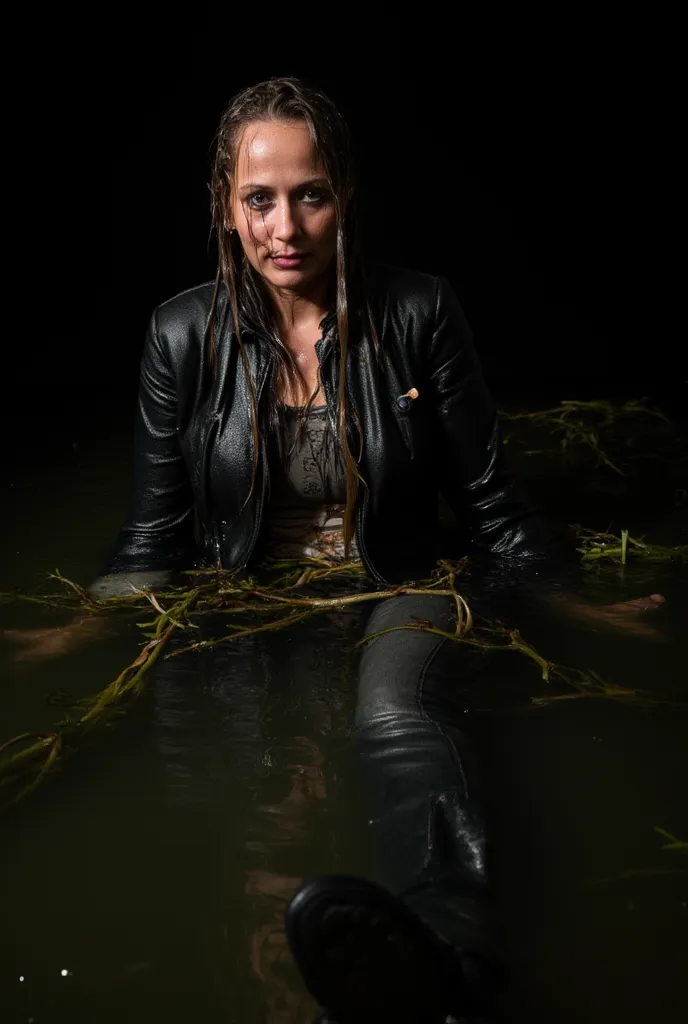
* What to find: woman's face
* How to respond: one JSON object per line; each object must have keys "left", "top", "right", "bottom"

{"left": 229, "top": 120, "right": 337, "bottom": 296}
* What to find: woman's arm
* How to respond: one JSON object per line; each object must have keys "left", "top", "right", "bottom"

{"left": 4, "top": 307, "right": 199, "bottom": 661}
{"left": 424, "top": 277, "right": 666, "bottom": 635}
{"left": 87, "top": 306, "right": 197, "bottom": 597}
{"left": 426, "top": 275, "right": 552, "bottom": 561}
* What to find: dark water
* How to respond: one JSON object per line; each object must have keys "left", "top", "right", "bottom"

{"left": 1, "top": 413, "right": 686, "bottom": 1023}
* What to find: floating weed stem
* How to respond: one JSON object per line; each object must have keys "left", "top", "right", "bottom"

{"left": 0, "top": 550, "right": 675, "bottom": 811}
{"left": 356, "top": 621, "right": 551, "bottom": 680}
{"left": 573, "top": 525, "right": 688, "bottom": 566}
{"left": 500, "top": 398, "right": 670, "bottom": 474}
{"left": 583, "top": 826, "right": 688, "bottom": 887}
{"left": 356, "top": 620, "right": 662, "bottom": 707}
{"left": 654, "top": 826, "right": 688, "bottom": 853}
{"left": 0, "top": 586, "right": 203, "bottom": 812}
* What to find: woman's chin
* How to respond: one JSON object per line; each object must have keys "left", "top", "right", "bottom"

{"left": 263, "top": 263, "right": 322, "bottom": 291}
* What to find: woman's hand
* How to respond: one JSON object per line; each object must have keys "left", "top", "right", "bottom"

{"left": 555, "top": 592, "right": 666, "bottom": 639}
{"left": 2, "top": 616, "right": 110, "bottom": 664}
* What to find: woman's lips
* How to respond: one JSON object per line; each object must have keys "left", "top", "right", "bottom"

{"left": 271, "top": 254, "right": 309, "bottom": 269}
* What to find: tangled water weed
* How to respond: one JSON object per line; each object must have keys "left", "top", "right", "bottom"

{"left": 0, "top": 545, "right": 679, "bottom": 813}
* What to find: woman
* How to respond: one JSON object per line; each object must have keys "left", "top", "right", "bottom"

{"left": 7, "top": 77, "right": 665, "bottom": 1022}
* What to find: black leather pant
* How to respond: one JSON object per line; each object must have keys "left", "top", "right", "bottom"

{"left": 352, "top": 591, "right": 500, "bottom": 964}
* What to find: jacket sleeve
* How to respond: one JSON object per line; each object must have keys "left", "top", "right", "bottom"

{"left": 426, "top": 275, "right": 552, "bottom": 560}
{"left": 87, "top": 306, "right": 197, "bottom": 596}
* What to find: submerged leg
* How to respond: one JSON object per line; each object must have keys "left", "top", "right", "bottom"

{"left": 352, "top": 592, "right": 501, "bottom": 962}
{"left": 286, "top": 592, "right": 505, "bottom": 1022}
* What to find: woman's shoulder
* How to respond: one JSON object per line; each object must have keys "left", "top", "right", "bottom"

{"left": 366, "top": 262, "right": 451, "bottom": 316}
{"left": 154, "top": 280, "right": 218, "bottom": 337}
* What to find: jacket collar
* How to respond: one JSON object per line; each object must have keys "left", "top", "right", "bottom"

{"left": 318, "top": 309, "right": 337, "bottom": 336}
{"left": 221, "top": 274, "right": 337, "bottom": 343}
{"left": 236, "top": 303, "right": 338, "bottom": 345}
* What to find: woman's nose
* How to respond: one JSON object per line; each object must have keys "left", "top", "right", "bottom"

{"left": 274, "top": 201, "right": 299, "bottom": 241}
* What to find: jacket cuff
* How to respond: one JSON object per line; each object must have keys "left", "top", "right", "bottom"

{"left": 86, "top": 569, "right": 175, "bottom": 600}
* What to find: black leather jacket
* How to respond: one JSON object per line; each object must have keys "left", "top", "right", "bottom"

{"left": 100, "top": 264, "right": 550, "bottom": 588}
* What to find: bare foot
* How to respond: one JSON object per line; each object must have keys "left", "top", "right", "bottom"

{"left": 3, "top": 617, "right": 108, "bottom": 663}
{"left": 569, "top": 593, "right": 666, "bottom": 639}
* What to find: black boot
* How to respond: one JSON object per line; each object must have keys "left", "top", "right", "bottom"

{"left": 285, "top": 874, "right": 502, "bottom": 1023}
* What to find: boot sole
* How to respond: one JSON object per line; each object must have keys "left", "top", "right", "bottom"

{"left": 285, "top": 874, "right": 465, "bottom": 1023}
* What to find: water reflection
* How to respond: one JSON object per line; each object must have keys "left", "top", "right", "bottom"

{"left": 147, "top": 598, "right": 364, "bottom": 1022}
{"left": 243, "top": 734, "right": 331, "bottom": 1023}
{"left": 145, "top": 581, "right": 498, "bottom": 1021}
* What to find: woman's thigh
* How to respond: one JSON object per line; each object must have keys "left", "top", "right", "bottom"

{"left": 354, "top": 592, "right": 459, "bottom": 722}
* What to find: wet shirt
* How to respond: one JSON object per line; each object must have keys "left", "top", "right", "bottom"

{"left": 263, "top": 404, "right": 361, "bottom": 562}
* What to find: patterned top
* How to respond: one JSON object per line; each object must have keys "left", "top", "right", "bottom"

{"left": 263, "top": 404, "right": 362, "bottom": 562}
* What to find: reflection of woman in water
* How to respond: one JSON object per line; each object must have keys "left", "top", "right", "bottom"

{"left": 8, "top": 76, "right": 665, "bottom": 1022}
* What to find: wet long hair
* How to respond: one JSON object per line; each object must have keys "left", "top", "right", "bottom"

{"left": 208, "top": 76, "right": 381, "bottom": 559}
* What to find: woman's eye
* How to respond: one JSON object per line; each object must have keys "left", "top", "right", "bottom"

{"left": 247, "top": 193, "right": 271, "bottom": 209}
{"left": 246, "top": 188, "right": 328, "bottom": 210}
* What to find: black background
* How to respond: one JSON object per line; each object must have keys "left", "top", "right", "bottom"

{"left": 6, "top": 18, "right": 683, "bottom": 468}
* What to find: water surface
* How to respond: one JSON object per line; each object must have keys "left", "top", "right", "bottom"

{"left": 1, "top": 412, "right": 686, "bottom": 1023}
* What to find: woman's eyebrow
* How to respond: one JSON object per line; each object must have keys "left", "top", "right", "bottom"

{"left": 238, "top": 177, "right": 330, "bottom": 193}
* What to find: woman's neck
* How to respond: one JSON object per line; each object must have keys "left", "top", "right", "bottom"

{"left": 269, "top": 277, "right": 332, "bottom": 335}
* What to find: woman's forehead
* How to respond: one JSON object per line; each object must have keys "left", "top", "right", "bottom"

{"left": 235, "top": 120, "right": 323, "bottom": 183}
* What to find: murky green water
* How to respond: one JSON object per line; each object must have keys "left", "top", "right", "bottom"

{"left": 1, "top": 413, "right": 686, "bottom": 1023}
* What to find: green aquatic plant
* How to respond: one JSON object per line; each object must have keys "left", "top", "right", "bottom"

{"left": 583, "top": 826, "right": 688, "bottom": 887}
{"left": 653, "top": 826, "right": 688, "bottom": 853}
{"left": 0, "top": 584, "right": 201, "bottom": 810}
{"left": 356, "top": 618, "right": 660, "bottom": 708}
{"left": 0, "top": 550, "right": 672, "bottom": 813}
{"left": 500, "top": 398, "right": 671, "bottom": 475}
{"left": 573, "top": 526, "right": 688, "bottom": 566}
